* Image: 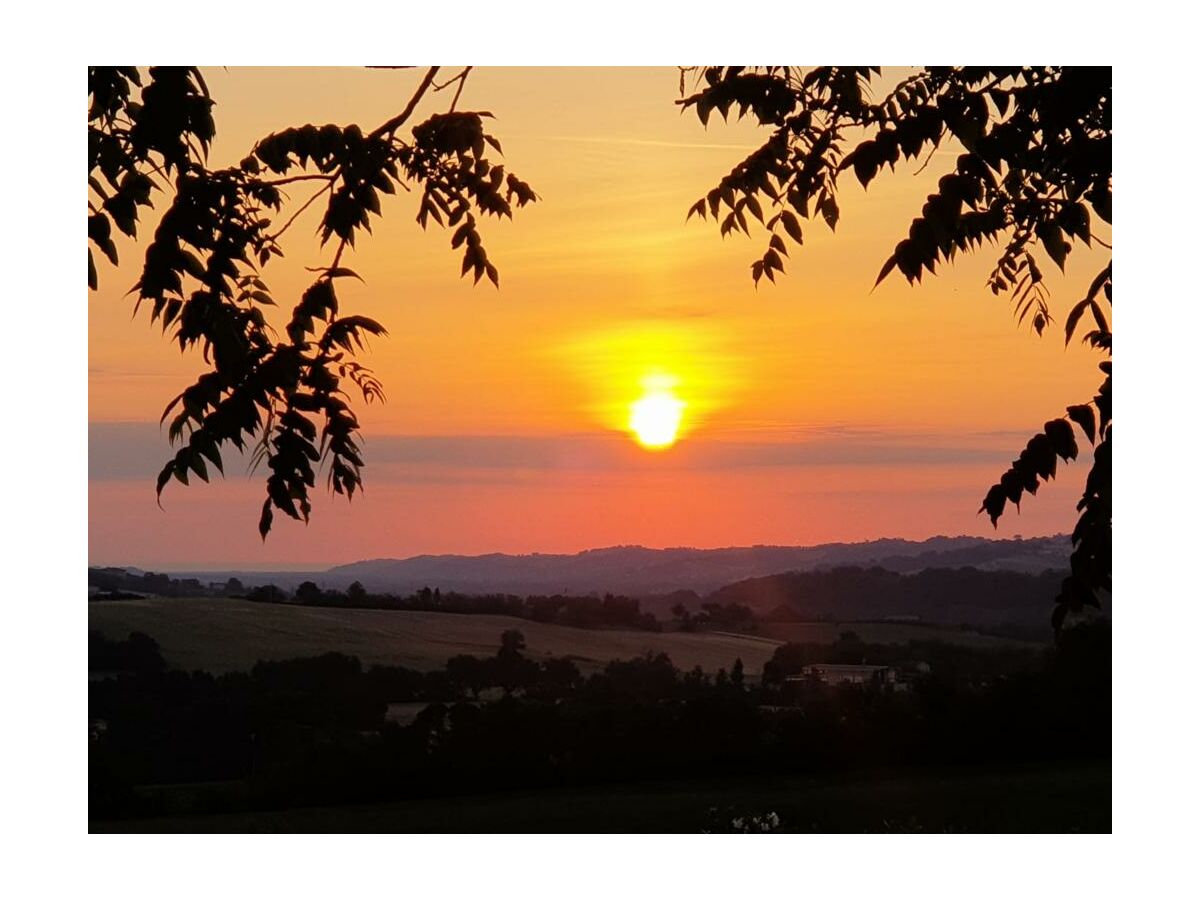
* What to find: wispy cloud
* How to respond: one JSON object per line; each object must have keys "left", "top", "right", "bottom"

{"left": 88, "top": 367, "right": 179, "bottom": 379}
{"left": 90, "top": 422, "right": 1017, "bottom": 483}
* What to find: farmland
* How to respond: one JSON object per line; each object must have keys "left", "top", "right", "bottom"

{"left": 89, "top": 596, "right": 783, "bottom": 674}
{"left": 89, "top": 596, "right": 1039, "bottom": 676}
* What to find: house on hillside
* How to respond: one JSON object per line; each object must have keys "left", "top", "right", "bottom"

{"left": 787, "top": 663, "right": 907, "bottom": 690}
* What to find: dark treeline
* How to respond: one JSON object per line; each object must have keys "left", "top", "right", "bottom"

{"left": 764, "top": 630, "right": 1042, "bottom": 680}
{"left": 89, "top": 567, "right": 225, "bottom": 599}
{"left": 89, "top": 631, "right": 167, "bottom": 675}
{"left": 90, "top": 623, "right": 1109, "bottom": 821}
{"left": 712, "top": 566, "right": 1069, "bottom": 639}
{"left": 89, "top": 564, "right": 1079, "bottom": 639}
{"left": 248, "top": 582, "right": 666, "bottom": 631}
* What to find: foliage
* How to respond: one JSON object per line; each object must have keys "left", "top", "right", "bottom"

{"left": 243, "top": 580, "right": 666, "bottom": 631}
{"left": 89, "top": 622, "right": 1109, "bottom": 821}
{"left": 714, "top": 564, "right": 1067, "bottom": 640}
{"left": 679, "top": 66, "right": 1111, "bottom": 630}
{"left": 88, "top": 67, "right": 537, "bottom": 537}
{"left": 89, "top": 630, "right": 166, "bottom": 675}
{"left": 90, "top": 561, "right": 1074, "bottom": 640}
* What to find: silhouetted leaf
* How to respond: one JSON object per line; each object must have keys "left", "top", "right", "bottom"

{"left": 1044, "top": 419, "right": 1078, "bottom": 462}
{"left": 1064, "top": 298, "right": 1091, "bottom": 345}
{"left": 980, "top": 484, "right": 1006, "bottom": 526}
{"left": 1066, "top": 404, "right": 1097, "bottom": 445}
{"left": 1035, "top": 222, "right": 1069, "bottom": 271}
{"left": 874, "top": 256, "right": 897, "bottom": 287}
{"left": 780, "top": 210, "right": 803, "bottom": 244}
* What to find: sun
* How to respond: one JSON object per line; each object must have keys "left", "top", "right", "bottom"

{"left": 629, "top": 381, "right": 685, "bottom": 450}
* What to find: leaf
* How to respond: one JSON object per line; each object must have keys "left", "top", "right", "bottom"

{"left": 197, "top": 439, "right": 224, "bottom": 474}
{"left": 819, "top": 196, "right": 839, "bottom": 231}
{"left": 1064, "top": 298, "right": 1090, "bottom": 345}
{"left": 1044, "top": 418, "right": 1079, "bottom": 462}
{"left": 1035, "top": 221, "right": 1069, "bottom": 271}
{"left": 779, "top": 210, "right": 803, "bottom": 244}
{"left": 189, "top": 451, "right": 209, "bottom": 482}
{"left": 847, "top": 141, "right": 878, "bottom": 188}
{"left": 999, "top": 469, "right": 1024, "bottom": 504}
{"left": 873, "top": 256, "right": 897, "bottom": 287}
{"left": 155, "top": 462, "right": 174, "bottom": 498}
{"left": 325, "top": 267, "right": 364, "bottom": 281}
{"left": 1066, "top": 404, "right": 1097, "bottom": 445}
{"left": 1026, "top": 433, "right": 1057, "bottom": 481}
{"left": 1059, "top": 202, "right": 1091, "bottom": 244}
{"left": 259, "top": 500, "right": 273, "bottom": 539}
{"left": 979, "top": 484, "right": 1007, "bottom": 526}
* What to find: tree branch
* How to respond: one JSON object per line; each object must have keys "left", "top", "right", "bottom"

{"left": 268, "top": 180, "right": 334, "bottom": 242}
{"left": 433, "top": 66, "right": 473, "bottom": 113}
{"left": 370, "top": 66, "right": 441, "bottom": 140}
{"left": 265, "top": 173, "right": 336, "bottom": 187}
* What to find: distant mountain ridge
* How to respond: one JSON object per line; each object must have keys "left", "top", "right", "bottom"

{"left": 154, "top": 535, "right": 1070, "bottom": 597}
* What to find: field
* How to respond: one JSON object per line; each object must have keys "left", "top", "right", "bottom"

{"left": 89, "top": 596, "right": 1039, "bottom": 675}
{"left": 91, "top": 762, "right": 1110, "bottom": 833}
{"left": 89, "top": 596, "right": 786, "bottom": 674}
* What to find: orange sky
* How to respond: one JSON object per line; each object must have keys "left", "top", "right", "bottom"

{"left": 88, "top": 67, "right": 1108, "bottom": 568}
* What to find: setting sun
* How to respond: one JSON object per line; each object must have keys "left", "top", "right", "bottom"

{"left": 630, "top": 377, "right": 685, "bottom": 449}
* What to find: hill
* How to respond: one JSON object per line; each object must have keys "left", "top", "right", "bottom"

{"left": 152, "top": 534, "right": 1070, "bottom": 597}
{"left": 708, "top": 567, "right": 1066, "bottom": 638}
{"left": 88, "top": 596, "right": 783, "bottom": 675}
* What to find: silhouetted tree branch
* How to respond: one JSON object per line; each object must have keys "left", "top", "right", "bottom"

{"left": 680, "top": 66, "right": 1111, "bottom": 632}
{"left": 88, "top": 66, "right": 538, "bottom": 537}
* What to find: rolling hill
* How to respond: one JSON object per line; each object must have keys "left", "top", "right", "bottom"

{"left": 156, "top": 534, "right": 1070, "bottom": 597}
{"left": 88, "top": 595, "right": 1036, "bottom": 676}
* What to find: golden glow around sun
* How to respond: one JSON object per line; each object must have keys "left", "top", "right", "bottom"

{"left": 554, "top": 321, "right": 744, "bottom": 450}
{"left": 629, "top": 375, "right": 685, "bottom": 450}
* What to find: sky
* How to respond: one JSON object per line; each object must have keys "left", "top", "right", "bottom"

{"left": 88, "top": 67, "right": 1109, "bottom": 569}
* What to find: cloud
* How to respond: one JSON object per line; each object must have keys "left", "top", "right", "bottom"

{"left": 89, "top": 422, "right": 181, "bottom": 480}
{"left": 90, "top": 421, "right": 1016, "bottom": 484}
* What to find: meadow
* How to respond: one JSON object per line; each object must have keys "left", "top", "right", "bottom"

{"left": 89, "top": 596, "right": 1038, "bottom": 676}
{"left": 89, "top": 596, "right": 781, "bottom": 674}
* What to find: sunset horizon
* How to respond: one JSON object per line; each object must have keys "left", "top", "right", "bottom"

{"left": 89, "top": 67, "right": 1103, "bottom": 569}
{"left": 87, "top": 63, "right": 1112, "bottom": 837}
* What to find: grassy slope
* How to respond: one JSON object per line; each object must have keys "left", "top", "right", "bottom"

{"left": 89, "top": 596, "right": 784, "bottom": 674}
{"left": 90, "top": 597, "right": 1039, "bottom": 675}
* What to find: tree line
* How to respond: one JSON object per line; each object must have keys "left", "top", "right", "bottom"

{"left": 89, "top": 563, "right": 1082, "bottom": 639}
{"left": 90, "top": 621, "right": 1109, "bottom": 821}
